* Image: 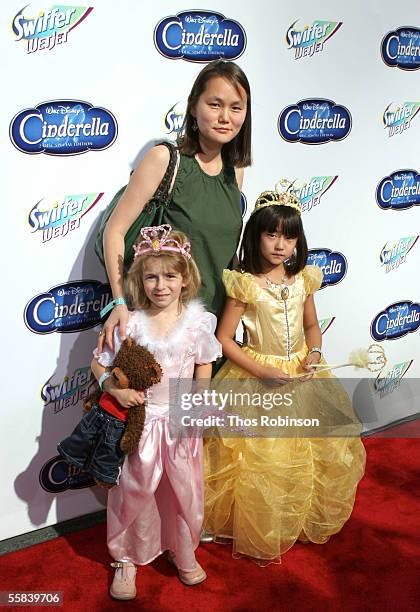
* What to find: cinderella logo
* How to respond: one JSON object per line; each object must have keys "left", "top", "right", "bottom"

{"left": 10, "top": 100, "right": 117, "bottom": 156}
{"left": 381, "top": 27, "right": 420, "bottom": 71}
{"left": 291, "top": 176, "right": 338, "bottom": 212}
{"left": 371, "top": 301, "right": 420, "bottom": 341}
{"left": 380, "top": 236, "right": 418, "bottom": 273}
{"left": 307, "top": 249, "right": 347, "bottom": 288}
{"left": 286, "top": 19, "right": 342, "bottom": 60}
{"left": 376, "top": 170, "right": 420, "bottom": 210}
{"left": 278, "top": 99, "right": 351, "bottom": 144}
{"left": 374, "top": 360, "right": 413, "bottom": 399}
{"left": 154, "top": 11, "right": 246, "bottom": 61}
{"left": 240, "top": 192, "right": 247, "bottom": 218}
{"left": 12, "top": 5, "right": 93, "bottom": 54}
{"left": 41, "top": 367, "right": 97, "bottom": 414}
{"left": 28, "top": 193, "right": 103, "bottom": 242}
{"left": 39, "top": 456, "right": 94, "bottom": 493}
{"left": 24, "top": 280, "right": 111, "bottom": 334}
{"left": 382, "top": 101, "right": 420, "bottom": 137}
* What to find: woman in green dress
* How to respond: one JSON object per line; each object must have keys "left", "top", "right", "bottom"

{"left": 98, "top": 60, "right": 252, "bottom": 352}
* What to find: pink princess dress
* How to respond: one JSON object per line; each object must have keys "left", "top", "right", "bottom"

{"left": 94, "top": 300, "right": 222, "bottom": 572}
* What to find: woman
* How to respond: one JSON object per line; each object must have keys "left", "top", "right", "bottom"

{"left": 98, "top": 60, "right": 252, "bottom": 352}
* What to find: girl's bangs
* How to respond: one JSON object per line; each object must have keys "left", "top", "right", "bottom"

{"left": 260, "top": 207, "right": 301, "bottom": 238}
{"left": 276, "top": 214, "right": 301, "bottom": 238}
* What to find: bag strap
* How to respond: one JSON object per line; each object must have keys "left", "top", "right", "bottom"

{"left": 153, "top": 141, "right": 179, "bottom": 205}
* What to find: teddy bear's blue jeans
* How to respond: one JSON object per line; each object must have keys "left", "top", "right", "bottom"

{"left": 57, "top": 404, "right": 126, "bottom": 485}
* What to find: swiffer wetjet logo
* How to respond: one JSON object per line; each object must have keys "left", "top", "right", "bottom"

{"left": 319, "top": 317, "right": 335, "bottom": 334}
{"left": 40, "top": 456, "right": 94, "bottom": 492}
{"left": 42, "top": 367, "right": 97, "bottom": 413}
{"left": 24, "top": 280, "right": 111, "bottom": 334}
{"left": 278, "top": 99, "right": 351, "bottom": 144}
{"left": 381, "top": 27, "right": 420, "bottom": 71}
{"left": 164, "top": 101, "right": 186, "bottom": 136}
{"left": 154, "top": 11, "right": 246, "bottom": 61}
{"left": 383, "top": 102, "right": 420, "bottom": 137}
{"left": 286, "top": 19, "right": 342, "bottom": 59}
{"left": 10, "top": 100, "right": 117, "bottom": 155}
{"left": 307, "top": 249, "right": 347, "bottom": 288}
{"left": 29, "top": 193, "right": 103, "bottom": 242}
{"left": 380, "top": 236, "right": 418, "bottom": 272}
{"left": 291, "top": 176, "right": 338, "bottom": 212}
{"left": 374, "top": 360, "right": 413, "bottom": 399}
{"left": 371, "top": 301, "right": 420, "bottom": 341}
{"left": 12, "top": 5, "right": 93, "bottom": 54}
{"left": 376, "top": 170, "right": 420, "bottom": 211}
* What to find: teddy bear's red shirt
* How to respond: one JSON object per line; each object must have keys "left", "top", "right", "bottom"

{"left": 99, "top": 392, "right": 128, "bottom": 422}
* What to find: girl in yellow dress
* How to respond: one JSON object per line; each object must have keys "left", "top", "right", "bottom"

{"left": 204, "top": 187, "right": 366, "bottom": 564}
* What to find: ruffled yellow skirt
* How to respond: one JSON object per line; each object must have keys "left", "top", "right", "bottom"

{"left": 204, "top": 346, "right": 366, "bottom": 564}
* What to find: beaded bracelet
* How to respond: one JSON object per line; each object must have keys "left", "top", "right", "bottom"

{"left": 308, "top": 346, "right": 322, "bottom": 358}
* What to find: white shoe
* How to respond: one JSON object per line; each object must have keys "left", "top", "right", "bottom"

{"left": 109, "top": 561, "right": 137, "bottom": 600}
{"left": 167, "top": 552, "right": 207, "bottom": 586}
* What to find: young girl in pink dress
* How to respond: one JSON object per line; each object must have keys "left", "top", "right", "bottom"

{"left": 92, "top": 224, "right": 221, "bottom": 599}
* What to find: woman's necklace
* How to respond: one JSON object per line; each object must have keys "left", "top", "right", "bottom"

{"left": 265, "top": 275, "right": 290, "bottom": 301}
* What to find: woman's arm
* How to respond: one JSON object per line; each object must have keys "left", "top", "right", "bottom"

{"left": 301, "top": 294, "right": 322, "bottom": 374}
{"left": 216, "top": 298, "right": 291, "bottom": 384}
{"left": 99, "top": 145, "right": 171, "bottom": 352}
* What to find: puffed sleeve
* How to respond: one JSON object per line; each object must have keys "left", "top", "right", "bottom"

{"left": 195, "top": 312, "right": 223, "bottom": 365}
{"left": 222, "top": 269, "right": 259, "bottom": 304}
{"left": 92, "top": 327, "right": 120, "bottom": 367}
{"left": 302, "top": 265, "right": 323, "bottom": 296}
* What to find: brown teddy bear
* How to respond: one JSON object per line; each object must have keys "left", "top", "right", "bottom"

{"left": 58, "top": 338, "right": 162, "bottom": 488}
{"left": 85, "top": 338, "right": 162, "bottom": 453}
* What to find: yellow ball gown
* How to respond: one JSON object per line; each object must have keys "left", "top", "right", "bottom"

{"left": 204, "top": 266, "right": 366, "bottom": 564}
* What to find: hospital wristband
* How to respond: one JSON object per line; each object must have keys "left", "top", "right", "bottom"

{"left": 100, "top": 297, "right": 127, "bottom": 318}
{"left": 98, "top": 371, "right": 112, "bottom": 391}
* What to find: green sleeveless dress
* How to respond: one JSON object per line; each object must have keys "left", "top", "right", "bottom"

{"left": 163, "top": 154, "right": 242, "bottom": 319}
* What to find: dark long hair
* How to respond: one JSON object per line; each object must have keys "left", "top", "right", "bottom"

{"left": 178, "top": 60, "right": 252, "bottom": 168}
{"left": 240, "top": 205, "right": 308, "bottom": 276}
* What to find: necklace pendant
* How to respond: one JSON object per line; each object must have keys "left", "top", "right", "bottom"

{"left": 281, "top": 287, "right": 289, "bottom": 300}
{"left": 265, "top": 275, "right": 290, "bottom": 301}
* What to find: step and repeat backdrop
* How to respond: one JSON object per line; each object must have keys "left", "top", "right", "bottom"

{"left": 1, "top": 0, "right": 419, "bottom": 539}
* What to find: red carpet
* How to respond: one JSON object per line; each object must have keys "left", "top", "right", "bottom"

{"left": 1, "top": 436, "right": 419, "bottom": 611}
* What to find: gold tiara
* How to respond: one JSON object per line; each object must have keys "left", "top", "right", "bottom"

{"left": 253, "top": 179, "right": 302, "bottom": 216}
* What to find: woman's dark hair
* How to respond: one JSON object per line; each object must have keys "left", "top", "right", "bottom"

{"left": 240, "top": 205, "right": 308, "bottom": 276}
{"left": 178, "top": 60, "right": 252, "bottom": 168}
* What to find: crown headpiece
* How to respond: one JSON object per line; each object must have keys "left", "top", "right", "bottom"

{"left": 133, "top": 224, "right": 191, "bottom": 259}
{"left": 253, "top": 179, "right": 302, "bottom": 215}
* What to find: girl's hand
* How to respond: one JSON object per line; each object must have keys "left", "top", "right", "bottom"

{"left": 97, "top": 304, "right": 129, "bottom": 353}
{"left": 258, "top": 366, "right": 292, "bottom": 386}
{"left": 300, "top": 351, "right": 321, "bottom": 381}
{"left": 109, "top": 388, "right": 145, "bottom": 409}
